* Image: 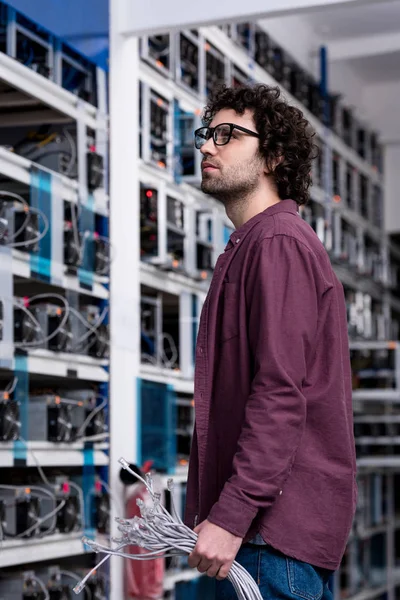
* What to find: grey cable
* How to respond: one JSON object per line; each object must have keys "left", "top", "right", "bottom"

{"left": 72, "top": 457, "right": 263, "bottom": 600}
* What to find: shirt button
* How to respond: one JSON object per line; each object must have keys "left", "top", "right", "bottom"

{"left": 236, "top": 238, "right": 240, "bottom": 244}
{"left": 279, "top": 490, "right": 283, "bottom": 495}
{"left": 199, "top": 347, "right": 203, "bottom": 354}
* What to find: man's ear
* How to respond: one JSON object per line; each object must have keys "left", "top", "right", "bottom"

{"left": 264, "top": 154, "right": 284, "bottom": 175}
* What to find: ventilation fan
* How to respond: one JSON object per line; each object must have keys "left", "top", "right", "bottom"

{"left": 85, "top": 405, "right": 107, "bottom": 437}
{"left": 0, "top": 397, "right": 20, "bottom": 441}
{"left": 64, "top": 222, "right": 82, "bottom": 268}
{"left": 57, "top": 495, "right": 79, "bottom": 533}
{"left": 47, "top": 309, "right": 73, "bottom": 352}
{"left": 94, "top": 492, "right": 110, "bottom": 534}
{"left": 94, "top": 238, "right": 109, "bottom": 275}
{"left": 87, "top": 324, "right": 109, "bottom": 359}
{"left": 48, "top": 403, "right": 73, "bottom": 442}
{"left": 14, "top": 305, "right": 42, "bottom": 344}
{"left": 14, "top": 211, "right": 40, "bottom": 252}
{"left": 87, "top": 575, "right": 107, "bottom": 600}
{"left": 16, "top": 495, "right": 40, "bottom": 538}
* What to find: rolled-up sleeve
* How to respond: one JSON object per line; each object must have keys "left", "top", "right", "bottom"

{"left": 207, "top": 235, "right": 325, "bottom": 538}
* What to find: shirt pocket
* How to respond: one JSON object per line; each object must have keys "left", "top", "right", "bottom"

{"left": 220, "top": 282, "right": 240, "bottom": 343}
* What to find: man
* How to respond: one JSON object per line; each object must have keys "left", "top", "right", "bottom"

{"left": 184, "top": 84, "right": 357, "bottom": 600}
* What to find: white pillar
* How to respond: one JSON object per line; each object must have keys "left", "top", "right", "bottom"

{"left": 109, "top": 1, "right": 140, "bottom": 598}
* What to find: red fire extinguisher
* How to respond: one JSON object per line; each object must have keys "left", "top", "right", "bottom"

{"left": 120, "top": 461, "right": 165, "bottom": 599}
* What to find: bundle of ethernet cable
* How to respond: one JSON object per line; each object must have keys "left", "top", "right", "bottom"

{"left": 73, "top": 457, "right": 263, "bottom": 600}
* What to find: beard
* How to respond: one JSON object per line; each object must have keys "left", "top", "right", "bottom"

{"left": 201, "top": 155, "right": 264, "bottom": 205}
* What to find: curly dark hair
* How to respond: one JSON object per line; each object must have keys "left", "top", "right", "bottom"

{"left": 202, "top": 84, "right": 317, "bottom": 206}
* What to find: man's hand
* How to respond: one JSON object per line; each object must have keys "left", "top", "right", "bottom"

{"left": 188, "top": 519, "right": 243, "bottom": 580}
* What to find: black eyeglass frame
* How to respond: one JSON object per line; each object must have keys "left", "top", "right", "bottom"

{"left": 194, "top": 122, "right": 260, "bottom": 150}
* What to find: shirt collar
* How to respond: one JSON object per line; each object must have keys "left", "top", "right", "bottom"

{"left": 227, "top": 199, "right": 299, "bottom": 249}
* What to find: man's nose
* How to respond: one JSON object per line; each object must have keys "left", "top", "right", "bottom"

{"left": 200, "top": 137, "right": 217, "bottom": 156}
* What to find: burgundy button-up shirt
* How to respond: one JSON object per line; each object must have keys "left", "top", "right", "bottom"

{"left": 184, "top": 199, "right": 357, "bottom": 571}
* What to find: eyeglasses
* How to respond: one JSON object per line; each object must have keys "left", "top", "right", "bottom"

{"left": 194, "top": 122, "right": 260, "bottom": 150}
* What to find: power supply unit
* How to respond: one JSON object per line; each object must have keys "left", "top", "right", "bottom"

{"left": 35, "top": 303, "right": 72, "bottom": 352}
{"left": 64, "top": 220, "right": 82, "bottom": 269}
{"left": 79, "top": 305, "right": 109, "bottom": 360}
{"left": 92, "top": 480, "right": 110, "bottom": 535}
{"left": 0, "top": 487, "right": 40, "bottom": 538}
{"left": 83, "top": 572, "right": 107, "bottom": 600}
{"left": 87, "top": 150, "right": 104, "bottom": 191}
{"left": 38, "top": 567, "right": 72, "bottom": 600}
{"left": 0, "top": 570, "right": 48, "bottom": 600}
{"left": 0, "top": 200, "right": 40, "bottom": 252}
{"left": 0, "top": 391, "right": 20, "bottom": 441}
{"left": 94, "top": 236, "right": 109, "bottom": 276}
{"left": 14, "top": 130, "right": 76, "bottom": 177}
{"left": 27, "top": 395, "right": 82, "bottom": 443}
{"left": 14, "top": 211, "right": 40, "bottom": 253}
{"left": 40, "top": 481, "right": 81, "bottom": 534}
{"left": 13, "top": 302, "right": 42, "bottom": 345}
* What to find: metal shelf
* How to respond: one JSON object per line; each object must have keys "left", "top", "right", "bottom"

{"left": 0, "top": 532, "right": 92, "bottom": 568}
{"left": 0, "top": 52, "right": 103, "bottom": 130}
{"left": 0, "top": 147, "right": 78, "bottom": 202}
{"left": 0, "top": 147, "right": 109, "bottom": 217}
{"left": 139, "top": 364, "right": 194, "bottom": 394}
{"left": 25, "top": 348, "right": 109, "bottom": 381}
{"left": 140, "top": 262, "right": 208, "bottom": 297}
{"left": 357, "top": 456, "right": 400, "bottom": 469}
{"left": 0, "top": 441, "right": 109, "bottom": 468}
{"left": 12, "top": 250, "right": 110, "bottom": 299}
{"left": 352, "top": 389, "right": 400, "bottom": 402}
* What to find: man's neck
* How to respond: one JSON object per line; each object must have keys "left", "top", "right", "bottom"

{"left": 226, "top": 192, "right": 282, "bottom": 229}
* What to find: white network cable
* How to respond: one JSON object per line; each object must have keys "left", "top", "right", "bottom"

{"left": 73, "top": 457, "right": 263, "bottom": 600}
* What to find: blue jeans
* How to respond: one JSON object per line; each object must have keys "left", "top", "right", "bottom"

{"left": 215, "top": 543, "right": 334, "bottom": 600}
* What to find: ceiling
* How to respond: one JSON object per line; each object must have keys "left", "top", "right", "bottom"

{"left": 307, "top": 0, "right": 400, "bottom": 84}
{"left": 308, "top": 0, "right": 400, "bottom": 39}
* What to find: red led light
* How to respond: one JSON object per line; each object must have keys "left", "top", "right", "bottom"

{"left": 95, "top": 480, "right": 102, "bottom": 493}
{"left": 62, "top": 481, "right": 70, "bottom": 494}
{"left": 146, "top": 190, "right": 153, "bottom": 198}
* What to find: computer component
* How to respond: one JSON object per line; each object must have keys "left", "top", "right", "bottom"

{"left": 141, "top": 34, "right": 170, "bottom": 73}
{"left": 179, "top": 32, "right": 199, "bottom": 91}
{"left": 150, "top": 91, "right": 169, "bottom": 168}
{"left": 0, "top": 571, "right": 48, "bottom": 600}
{"left": 205, "top": 42, "right": 225, "bottom": 95}
{"left": 92, "top": 480, "right": 110, "bottom": 535}
{"left": 0, "top": 198, "right": 40, "bottom": 252}
{"left": 64, "top": 220, "right": 82, "bottom": 269}
{"left": 28, "top": 395, "right": 77, "bottom": 443}
{"left": 0, "top": 391, "right": 20, "bottom": 441}
{"left": 35, "top": 303, "right": 72, "bottom": 352}
{"left": 40, "top": 480, "right": 80, "bottom": 534}
{"left": 87, "top": 150, "right": 104, "bottom": 191}
{"left": 94, "top": 236, "right": 109, "bottom": 276}
{"left": 39, "top": 567, "right": 72, "bottom": 600}
{"left": 13, "top": 127, "right": 76, "bottom": 177}
{"left": 0, "top": 487, "right": 40, "bottom": 538}
{"left": 79, "top": 305, "right": 109, "bottom": 359}
{"left": 13, "top": 301, "right": 42, "bottom": 345}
